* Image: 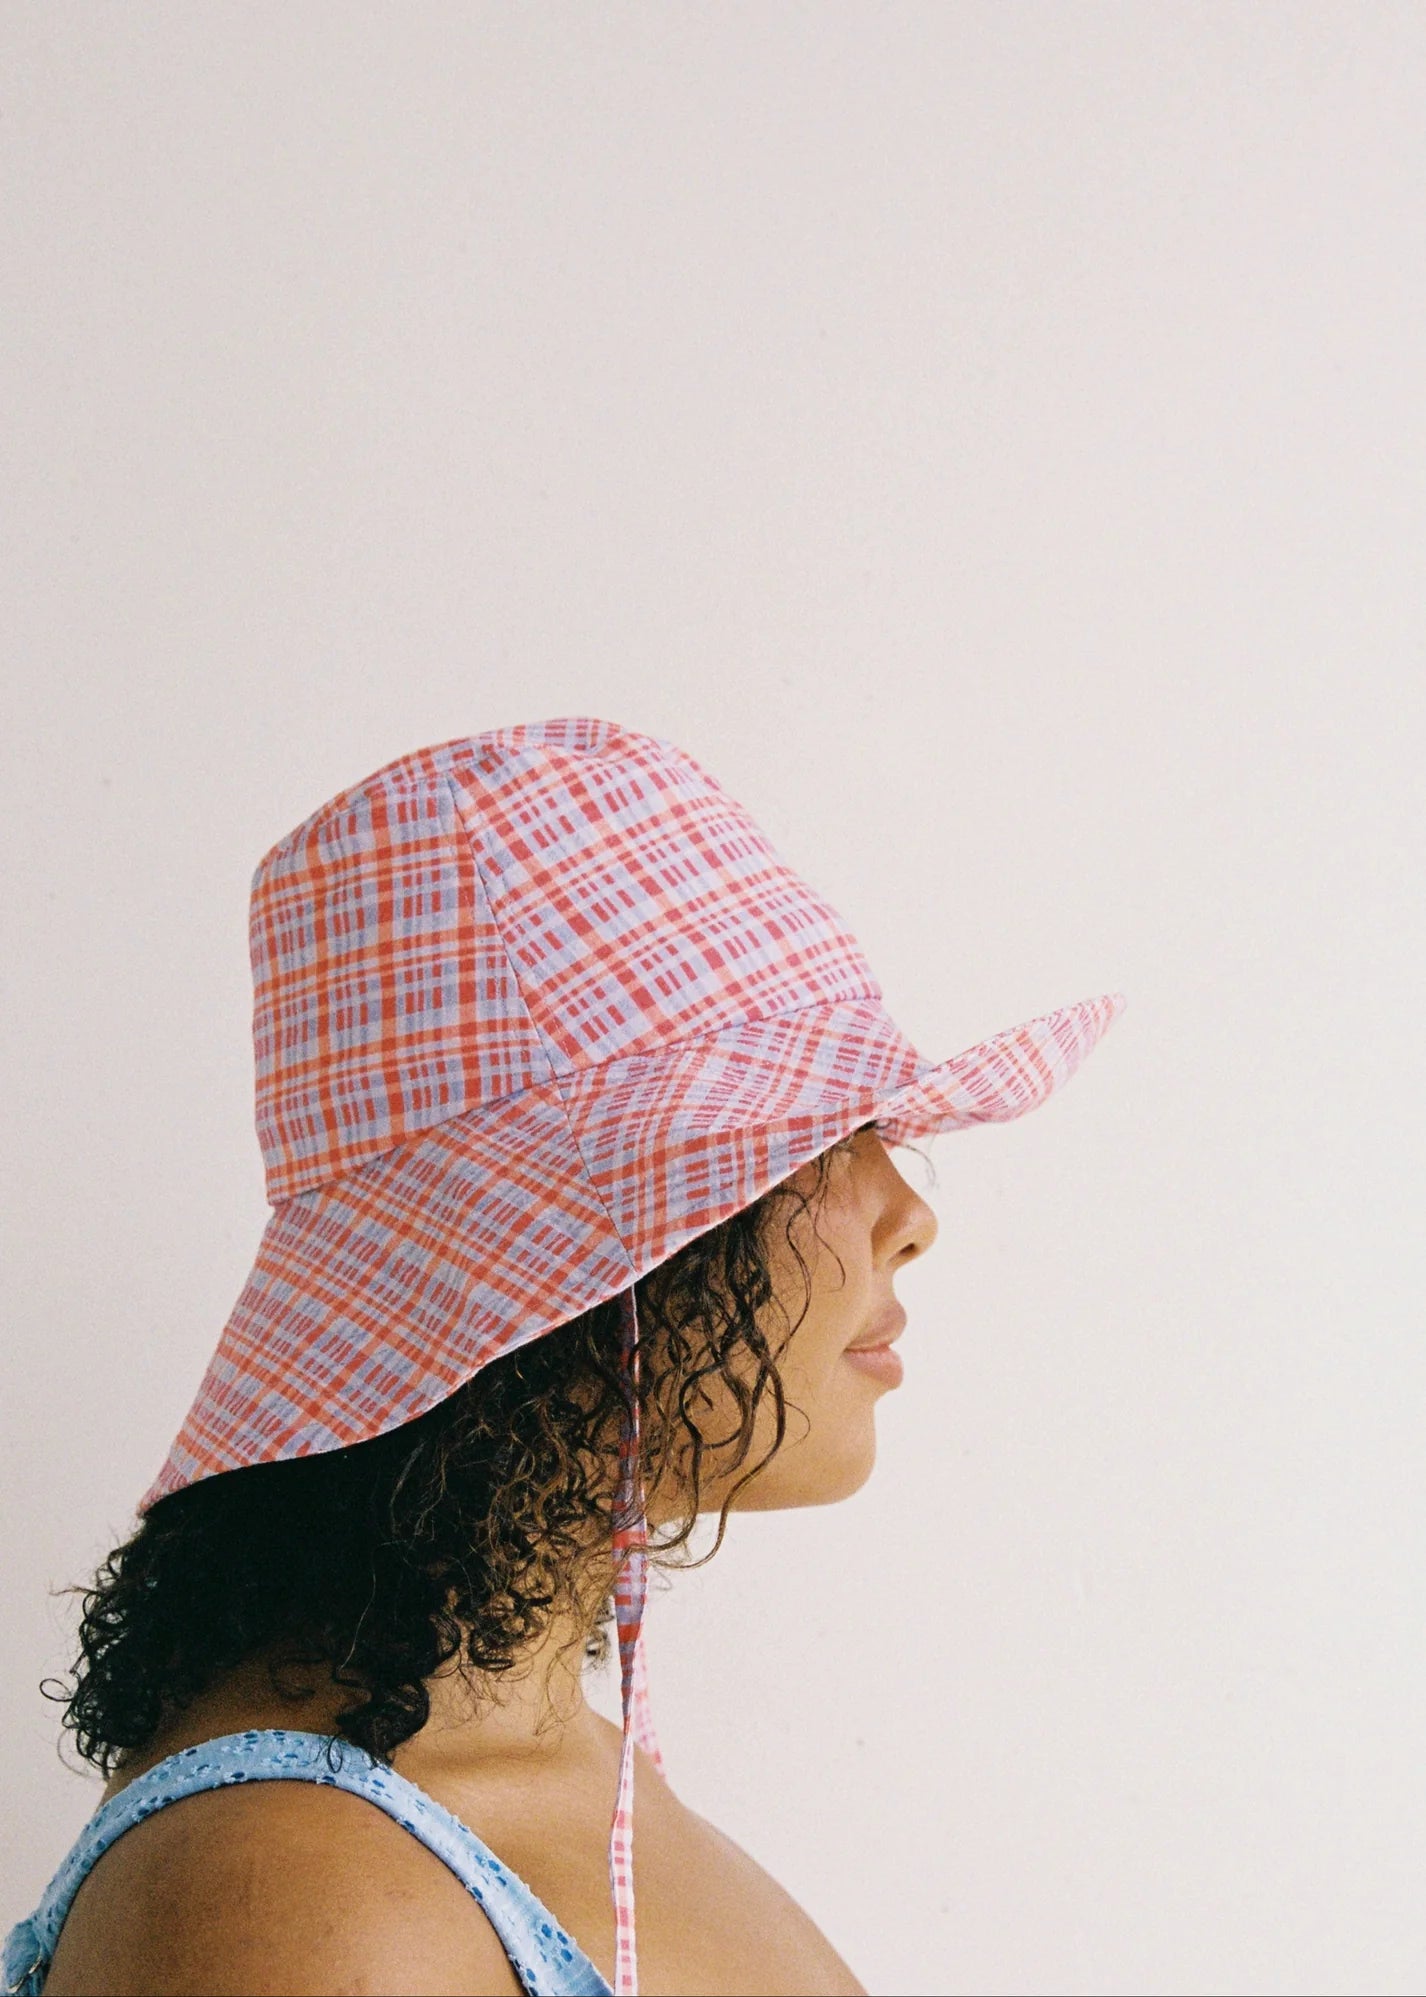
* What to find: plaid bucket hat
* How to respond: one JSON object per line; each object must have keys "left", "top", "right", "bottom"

{"left": 136, "top": 714, "right": 1126, "bottom": 1994}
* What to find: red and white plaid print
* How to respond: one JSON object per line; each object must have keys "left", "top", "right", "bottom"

{"left": 609, "top": 1285, "right": 665, "bottom": 1996}
{"left": 135, "top": 716, "right": 1126, "bottom": 1994}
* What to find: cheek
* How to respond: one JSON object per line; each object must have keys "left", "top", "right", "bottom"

{"left": 778, "top": 1309, "right": 858, "bottom": 1403}
{"left": 720, "top": 1294, "right": 866, "bottom": 1455}
{"left": 773, "top": 1197, "right": 870, "bottom": 1343}
{"left": 752, "top": 1321, "right": 884, "bottom": 1508}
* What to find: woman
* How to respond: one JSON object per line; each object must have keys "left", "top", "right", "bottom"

{"left": 5, "top": 716, "right": 1124, "bottom": 1995}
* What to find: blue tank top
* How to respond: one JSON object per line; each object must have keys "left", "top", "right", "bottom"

{"left": 1, "top": 1727, "right": 614, "bottom": 1997}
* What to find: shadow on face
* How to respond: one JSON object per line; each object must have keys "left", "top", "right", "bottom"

{"left": 651, "top": 1126, "right": 940, "bottom": 1521}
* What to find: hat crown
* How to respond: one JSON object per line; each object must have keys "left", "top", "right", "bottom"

{"left": 251, "top": 717, "right": 880, "bottom": 1201}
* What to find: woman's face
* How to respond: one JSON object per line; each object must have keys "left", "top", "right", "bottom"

{"left": 674, "top": 1123, "right": 940, "bottom": 1517}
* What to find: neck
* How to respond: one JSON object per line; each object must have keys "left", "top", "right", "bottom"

{"left": 411, "top": 1597, "right": 606, "bottom": 1769}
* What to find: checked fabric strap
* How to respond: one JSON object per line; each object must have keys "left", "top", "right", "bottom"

{"left": 609, "top": 1283, "right": 667, "bottom": 1996}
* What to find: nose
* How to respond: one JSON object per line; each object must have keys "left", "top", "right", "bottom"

{"left": 882, "top": 1162, "right": 939, "bottom": 1267}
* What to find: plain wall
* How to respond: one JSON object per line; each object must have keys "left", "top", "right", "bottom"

{"left": 3, "top": 6, "right": 1423, "bottom": 1993}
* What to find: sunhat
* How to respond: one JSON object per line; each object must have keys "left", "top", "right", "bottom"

{"left": 136, "top": 713, "right": 1126, "bottom": 1994}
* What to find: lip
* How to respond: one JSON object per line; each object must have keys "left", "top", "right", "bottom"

{"left": 845, "top": 1302, "right": 907, "bottom": 1352}
{"left": 842, "top": 1343, "right": 905, "bottom": 1387}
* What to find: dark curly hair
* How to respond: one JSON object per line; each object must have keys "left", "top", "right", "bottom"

{"left": 43, "top": 1122, "right": 901, "bottom": 1778}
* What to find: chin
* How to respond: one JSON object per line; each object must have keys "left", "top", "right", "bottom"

{"left": 729, "top": 1432, "right": 879, "bottom": 1512}
{"left": 817, "top": 1442, "right": 878, "bottom": 1505}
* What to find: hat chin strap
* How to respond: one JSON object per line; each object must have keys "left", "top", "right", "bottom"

{"left": 609, "top": 1283, "right": 666, "bottom": 1997}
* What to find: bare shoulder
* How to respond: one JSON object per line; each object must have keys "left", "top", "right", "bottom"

{"left": 676, "top": 1802, "right": 868, "bottom": 1997}
{"left": 41, "top": 1776, "right": 524, "bottom": 1997}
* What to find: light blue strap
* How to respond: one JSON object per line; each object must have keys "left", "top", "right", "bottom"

{"left": 3, "top": 1728, "right": 611, "bottom": 1997}
{"left": 1, "top": 1912, "right": 45, "bottom": 1996}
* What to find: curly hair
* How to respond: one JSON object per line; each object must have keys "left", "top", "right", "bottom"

{"left": 43, "top": 1122, "right": 894, "bottom": 1778}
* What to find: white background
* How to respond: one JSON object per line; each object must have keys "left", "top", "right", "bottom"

{"left": 3, "top": 6, "right": 1423, "bottom": 1993}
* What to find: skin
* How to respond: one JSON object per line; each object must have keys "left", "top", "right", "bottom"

{"left": 687, "top": 1120, "right": 940, "bottom": 1516}
{"left": 384, "top": 1121, "right": 940, "bottom": 1761}
{"left": 43, "top": 1126, "right": 939, "bottom": 1996}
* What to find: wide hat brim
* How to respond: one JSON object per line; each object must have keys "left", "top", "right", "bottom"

{"left": 137, "top": 989, "right": 1125, "bottom": 1513}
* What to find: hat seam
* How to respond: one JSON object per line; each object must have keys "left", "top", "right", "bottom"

{"left": 441, "top": 770, "right": 580, "bottom": 1081}
{"left": 439, "top": 767, "right": 889, "bottom": 1074}
{"left": 443, "top": 768, "right": 640, "bottom": 1278}
{"left": 264, "top": 991, "right": 901, "bottom": 1208}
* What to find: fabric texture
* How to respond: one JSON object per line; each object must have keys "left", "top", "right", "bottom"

{"left": 0, "top": 1728, "right": 612, "bottom": 1996}
{"left": 109, "top": 714, "right": 1125, "bottom": 1993}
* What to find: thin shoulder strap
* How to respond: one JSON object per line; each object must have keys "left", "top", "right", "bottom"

{"left": 3, "top": 1729, "right": 611, "bottom": 1997}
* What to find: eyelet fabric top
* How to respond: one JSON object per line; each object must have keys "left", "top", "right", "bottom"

{"left": 1, "top": 1728, "right": 612, "bottom": 1997}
